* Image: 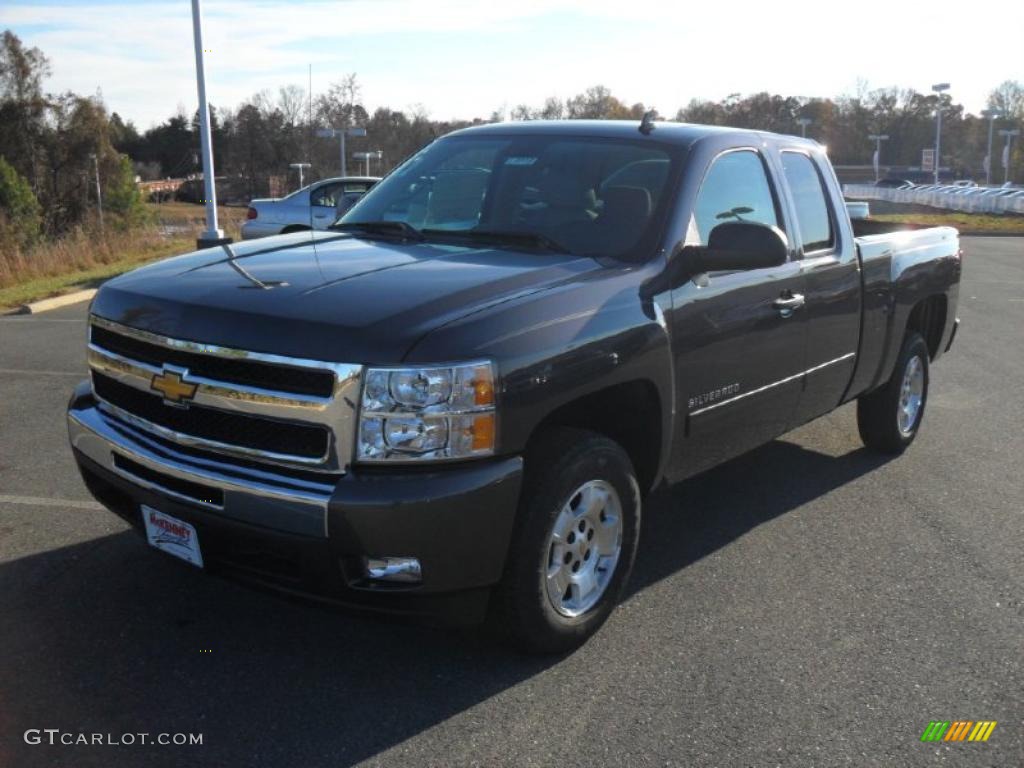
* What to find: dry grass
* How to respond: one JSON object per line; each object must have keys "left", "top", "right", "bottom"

{"left": 0, "top": 203, "right": 246, "bottom": 309}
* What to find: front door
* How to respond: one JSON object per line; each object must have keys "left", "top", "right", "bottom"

{"left": 667, "top": 148, "right": 808, "bottom": 480}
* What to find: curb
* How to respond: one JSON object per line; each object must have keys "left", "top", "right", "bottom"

{"left": 13, "top": 289, "right": 97, "bottom": 315}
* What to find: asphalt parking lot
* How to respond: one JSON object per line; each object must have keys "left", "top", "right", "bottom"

{"left": 1, "top": 236, "right": 1021, "bottom": 767}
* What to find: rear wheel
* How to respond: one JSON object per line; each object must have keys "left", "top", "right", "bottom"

{"left": 490, "top": 428, "right": 641, "bottom": 654}
{"left": 857, "top": 331, "right": 930, "bottom": 453}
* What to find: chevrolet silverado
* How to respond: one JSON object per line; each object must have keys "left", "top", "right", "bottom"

{"left": 68, "top": 119, "right": 961, "bottom": 653}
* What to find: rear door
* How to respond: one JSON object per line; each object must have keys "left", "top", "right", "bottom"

{"left": 776, "top": 150, "right": 861, "bottom": 424}
{"left": 668, "top": 148, "right": 808, "bottom": 479}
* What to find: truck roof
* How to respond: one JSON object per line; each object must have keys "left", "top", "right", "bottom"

{"left": 447, "top": 119, "right": 821, "bottom": 150}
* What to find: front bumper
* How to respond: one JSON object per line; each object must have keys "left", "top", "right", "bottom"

{"left": 68, "top": 384, "right": 523, "bottom": 622}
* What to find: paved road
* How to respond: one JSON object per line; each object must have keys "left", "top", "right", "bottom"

{"left": 1, "top": 237, "right": 1021, "bottom": 767}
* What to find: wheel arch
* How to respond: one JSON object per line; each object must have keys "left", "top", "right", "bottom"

{"left": 905, "top": 294, "right": 947, "bottom": 360}
{"left": 525, "top": 379, "right": 664, "bottom": 495}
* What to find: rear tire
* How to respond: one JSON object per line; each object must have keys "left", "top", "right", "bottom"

{"left": 490, "top": 428, "right": 641, "bottom": 654}
{"left": 857, "top": 331, "right": 930, "bottom": 453}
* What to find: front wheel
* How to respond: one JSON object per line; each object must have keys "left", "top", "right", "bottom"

{"left": 857, "top": 331, "right": 930, "bottom": 453}
{"left": 490, "top": 428, "right": 641, "bottom": 654}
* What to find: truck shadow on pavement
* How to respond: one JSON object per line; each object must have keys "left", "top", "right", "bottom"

{"left": 0, "top": 438, "right": 889, "bottom": 768}
{"left": 629, "top": 438, "right": 890, "bottom": 598}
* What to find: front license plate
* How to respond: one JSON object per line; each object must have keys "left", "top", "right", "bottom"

{"left": 141, "top": 505, "right": 204, "bottom": 568}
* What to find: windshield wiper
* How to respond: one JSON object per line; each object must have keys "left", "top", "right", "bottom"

{"left": 330, "top": 220, "right": 425, "bottom": 242}
{"left": 421, "top": 228, "right": 570, "bottom": 254}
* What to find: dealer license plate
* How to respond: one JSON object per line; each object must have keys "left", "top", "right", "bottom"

{"left": 141, "top": 505, "right": 204, "bottom": 568}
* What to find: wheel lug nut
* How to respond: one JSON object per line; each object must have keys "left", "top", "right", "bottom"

{"left": 572, "top": 561, "right": 580, "bottom": 573}
{"left": 578, "top": 520, "right": 586, "bottom": 533}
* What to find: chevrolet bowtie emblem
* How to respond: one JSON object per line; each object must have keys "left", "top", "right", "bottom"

{"left": 150, "top": 368, "right": 198, "bottom": 406}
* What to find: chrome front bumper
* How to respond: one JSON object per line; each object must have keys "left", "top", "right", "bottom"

{"left": 68, "top": 398, "right": 334, "bottom": 537}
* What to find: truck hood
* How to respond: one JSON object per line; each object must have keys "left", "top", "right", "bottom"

{"left": 91, "top": 230, "right": 597, "bottom": 363}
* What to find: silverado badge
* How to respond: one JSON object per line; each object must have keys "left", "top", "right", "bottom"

{"left": 150, "top": 368, "right": 198, "bottom": 406}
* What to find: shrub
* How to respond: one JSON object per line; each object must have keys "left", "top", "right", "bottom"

{"left": 0, "top": 155, "right": 42, "bottom": 250}
{"left": 104, "top": 154, "right": 150, "bottom": 229}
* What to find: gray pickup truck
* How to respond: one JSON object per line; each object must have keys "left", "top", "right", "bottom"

{"left": 69, "top": 119, "right": 960, "bottom": 653}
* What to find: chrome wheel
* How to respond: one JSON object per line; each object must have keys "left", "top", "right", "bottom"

{"left": 544, "top": 479, "right": 623, "bottom": 618}
{"left": 897, "top": 354, "right": 925, "bottom": 435}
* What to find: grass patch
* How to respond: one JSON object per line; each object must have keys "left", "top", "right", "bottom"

{"left": 147, "top": 201, "right": 247, "bottom": 227}
{"left": 0, "top": 238, "right": 192, "bottom": 309}
{"left": 0, "top": 202, "right": 246, "bottom": 310}
{"left": 870, "top": 212, "right": 1024, "bottom": 234}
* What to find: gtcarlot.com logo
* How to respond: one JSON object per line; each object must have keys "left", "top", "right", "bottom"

{"left": 24, "top": 729, "right": 203, "bottom": 746}
{"left": 920, "top": 720, "right": 997, "bottom": 743}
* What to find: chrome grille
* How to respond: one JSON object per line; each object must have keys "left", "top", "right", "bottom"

{"left": 87, "top": 315, "right": 362, "bottom": 473}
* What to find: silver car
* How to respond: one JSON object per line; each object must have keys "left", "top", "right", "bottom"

{"left": 241, "top": 176, "right": 379, "bottom": 239}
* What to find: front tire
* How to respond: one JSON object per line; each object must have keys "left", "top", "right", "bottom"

{"left": 491, "top": 428, "right": 641, "bottom": 654}
{"left": 857, "top": 331, "right": 930, "bottom": 453}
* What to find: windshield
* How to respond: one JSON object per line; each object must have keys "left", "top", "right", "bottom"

{"left": 337, "top": 134, "right": 683, "bottom": 259}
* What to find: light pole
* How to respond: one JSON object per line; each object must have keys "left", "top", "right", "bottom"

{"left": 289, "top": 162, "right": 311, "bottom": 189}
{"left": 796, "top": 117, "right": 812, "bottom": 138}
{"left": 931, "top": 82, "right": 950, "bottom": 184}
{"left": 1000, "top": 129, "right": 1020, "bottom": 184}
{"left": 190, "top": 0, "right": 228, "bottom": 248}
{"left": 89, "top": 152, "right": 104, "bottom": 230}
{"left": 868, "top": 134, "right": 889, "bottom": 182}
{"left": 981, "top": 108, "right": 1003, "bottom": 186}
{"left": 317, "top": 126, "right": 367, "bottom": 176}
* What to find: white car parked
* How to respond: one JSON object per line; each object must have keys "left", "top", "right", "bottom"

{"left": 241, "top": 176, "right": 380, "bottom": 239}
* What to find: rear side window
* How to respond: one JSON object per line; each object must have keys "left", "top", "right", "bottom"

{"left": 311, "top": 184, "right": 342, "bottom": 207}
{"left": 691, "top": 150, "right": 780, "bottom": 245}
{"left": 780, "top": 152, "right": 834, "bottom": 252}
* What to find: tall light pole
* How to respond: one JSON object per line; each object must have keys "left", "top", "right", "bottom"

{"left": 981, "top": 108, "right": 1003, "bottom": 186}
{"left": 317, "top": 126, "right": 367, "bottom": 176}
{"left": 289, "top": 162, "right": 311, "bottom": 189}
{"left": 1000, "top": 129, "right": 1020, "bottom": 184}
{"left": 190, "top": 0, "right": 227, "bottom": 248}
{"left": 868, "top": 134, "right": 889, "bottom": 182}
{"left": 796, "top": 117, "right": 812, "bottom": 138}
{"left": 88, "top": 152, "right": 104, "bottom": 230}
{"left": 931, "top": 82, "right": 950, "bottom": 184}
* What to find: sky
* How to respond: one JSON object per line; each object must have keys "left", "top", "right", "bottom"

{"left": 2, "top": 0, "right": 1022, "bottom": 130}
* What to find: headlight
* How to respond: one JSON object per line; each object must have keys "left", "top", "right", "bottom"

{"left": 358, "top": 361, "right": 496, "bottom": 462}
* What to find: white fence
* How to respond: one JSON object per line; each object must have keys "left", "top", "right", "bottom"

{"left": 843, "top": 184, "right": 1024, "bottom": 215}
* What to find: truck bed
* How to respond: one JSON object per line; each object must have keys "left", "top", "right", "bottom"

{"left": 848, "top": 225, "right": 960, "bottom": 399}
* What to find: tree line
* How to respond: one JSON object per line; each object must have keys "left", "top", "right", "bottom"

{"left": 2, "top": 27, "right": 1022, "bottom": 251}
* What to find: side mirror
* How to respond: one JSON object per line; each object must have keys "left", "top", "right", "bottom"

{"left": 684, "top": 221, "right": 789, "bottom": 273}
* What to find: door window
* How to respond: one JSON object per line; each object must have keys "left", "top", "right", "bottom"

{"left": 780, "top": 152, "right": 834, "bottom": 252}
{"left": 311, "top": 183, "right": 343, "bottom": 207}
{"left": 691, "top": 150, "right": 780, "bottom": 245}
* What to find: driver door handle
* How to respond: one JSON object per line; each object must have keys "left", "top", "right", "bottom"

{"left": 773, "top": 292, "right": 805, "bottom": 317}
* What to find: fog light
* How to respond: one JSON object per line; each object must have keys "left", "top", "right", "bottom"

{"left": 365, "top": 556, "right": 422, "bottom": 584}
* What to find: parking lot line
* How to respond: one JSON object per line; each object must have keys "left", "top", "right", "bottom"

{"left": 0, "top": 317, "right": 87, "bottom": 323}
{"left": 0, "top": 368, "right": 84, "bottom": 377}
{"left": 0, "top": 494, "right": 102, "bottom": 510}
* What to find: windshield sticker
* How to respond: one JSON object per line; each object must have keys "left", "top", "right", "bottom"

{"left": 505, "top": 156, "right": 538, "bottom": 166}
